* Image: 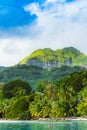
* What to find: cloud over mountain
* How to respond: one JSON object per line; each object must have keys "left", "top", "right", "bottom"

{"left": 0, "top": 0, "right": 87, "bottom": 66}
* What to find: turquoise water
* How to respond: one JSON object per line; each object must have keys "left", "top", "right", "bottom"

{"left": 0, "top": 121, "right": 87, "bottom": 130}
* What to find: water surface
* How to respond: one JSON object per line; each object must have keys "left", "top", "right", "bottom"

{"left": 0, "top": 120, "right": 87, "bottom": 130}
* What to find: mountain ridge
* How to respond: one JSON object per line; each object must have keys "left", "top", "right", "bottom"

{"left": 19, "top": 47, "right": 87, "bottom": 68}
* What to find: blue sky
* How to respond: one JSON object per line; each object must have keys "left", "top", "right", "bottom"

{"left": 0, "top": 0, "right": 36, "bottom": 28}
{"left": 0, "top": 0, "right": 73, "bottom": 31}
{"left": 0, "top": 0, "right": 87, "bottom": 66}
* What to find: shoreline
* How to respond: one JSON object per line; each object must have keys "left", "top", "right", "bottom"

{"left": 38, "top": 117, "right": 87, "bottom": 121}
{"left": 0, "top": 117, "right": 87, "bottom": 122}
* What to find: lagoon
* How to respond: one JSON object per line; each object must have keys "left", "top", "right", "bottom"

{"left": 0, "top": 120, "right": 87, "bottom": 130}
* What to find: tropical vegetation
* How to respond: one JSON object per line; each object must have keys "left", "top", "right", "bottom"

{"left": 0, "top": 64, "right": 83, "bottom": 89}
{"left": 0, "top": 47, "right": 87, "bottom": 120}
{"left": 0, "top": 69, "right": 87, "bottom": 120}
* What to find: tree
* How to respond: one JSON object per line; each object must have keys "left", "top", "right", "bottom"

{"left": 77, "top": 86, "right": 87, "bottom": 116}
{"left": 77, "top": 101, "right": 87, "bottom": 116}
{"left": 36, "top": 80, "right": 50, "bottom": 93}
{"left": 45, "top": 83, "right": 57, "bottom": 101}
{"left": 2, "top": 79, "right": 32, "bottom": 99}
{"left": 5, "top": 96, "right": 30, "bottom": 120}
{"left": 56, "top": 77, "right": 78, "bottom": 117}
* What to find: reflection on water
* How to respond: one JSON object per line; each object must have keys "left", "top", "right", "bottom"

{"left": 0, "top": 121, "right": 87, "bottom": 130}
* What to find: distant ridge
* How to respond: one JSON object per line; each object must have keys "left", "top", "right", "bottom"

{"left": 19, "top": 47, "right": 87, "bottom": 69}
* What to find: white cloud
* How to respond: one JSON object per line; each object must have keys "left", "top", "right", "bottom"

{"left": 46, "top": 0, "right": 57, "bottom": 3}
{"left": 46, "top": 0, "right": 65, "bottom": 3}
{"left": 0, "top": 0, "right": 87, "bottom": 66}
{"left": 24, "top": 0, "right": 87, "bottom": 50}
{"left": 0, "top": 37, "right": 33, "bottom": 66}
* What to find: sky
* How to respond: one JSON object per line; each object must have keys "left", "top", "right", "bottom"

{"left": 0, "top": 0, "right": 87, "bottom": 66}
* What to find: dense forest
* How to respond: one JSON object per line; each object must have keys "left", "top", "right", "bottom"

{"left": 0, "top": 64, "right": 83, "bottom": 89}
{"left": 0, "top": 69, "right": 87, "bottom": 120}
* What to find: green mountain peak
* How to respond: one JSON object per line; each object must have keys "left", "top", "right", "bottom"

{"left": 19, "top": 47, "right": 87, "bottom": 68}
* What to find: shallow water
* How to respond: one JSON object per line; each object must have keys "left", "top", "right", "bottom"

{"left": 0, "top": 120, "right": 87, "bottom": 130}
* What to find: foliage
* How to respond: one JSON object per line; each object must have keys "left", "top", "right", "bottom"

{"left": 5, "top": 96, "right": 31, "bottom": 120}
{"left": 2, "top": 79, "right": 32, "bottom": 99}
{"left": 29, "top": 69, "right": 87, "bottom": 118}
{"left": 0, "top": 69, "right": 87, "bottom": 119}
{"left": 0, "top": 64, "right": 83, "bottom": 89}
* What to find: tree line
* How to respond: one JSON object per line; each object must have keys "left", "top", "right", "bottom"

{"left": 0, "top": 69, "right": 87, "bottom": 120}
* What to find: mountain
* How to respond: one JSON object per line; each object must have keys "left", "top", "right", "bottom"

{"left": 19, "top": 47, "right": 87, "bottom": 69}
{"left": 0, "top": 47, "right": 86, "bottom": 89}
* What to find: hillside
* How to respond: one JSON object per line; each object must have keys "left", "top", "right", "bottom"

{"left": 19, "top": 47, "right": 87, "bottom": 68}
{"left": 0, "top": 64, "right": 83, "bottom": 89}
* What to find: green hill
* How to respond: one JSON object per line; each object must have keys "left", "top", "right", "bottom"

{"left": 0, "top": 47, "right": 86, "bottom": 89}
{"left": 19, "top": 47, "right": 87, "bottom": 68}
{"left": 0, "top": 64, "right": 83, "bottom": 89}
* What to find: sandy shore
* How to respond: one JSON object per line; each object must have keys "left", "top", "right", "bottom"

{"left": 0, "top": 117, "right": 87, "bottom": 122}
{"left": 38, "top": 117, "right": 87, "bottom": 121}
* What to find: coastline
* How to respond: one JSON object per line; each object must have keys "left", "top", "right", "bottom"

{"left": 0, "top": 117, "right": 87, "bottom": 122}
{"left": 38, "top": 117, "right": 87, "bottom": 121}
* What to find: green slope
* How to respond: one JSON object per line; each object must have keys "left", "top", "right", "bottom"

{"left": 19, "top": 47, "right": 87, "bottom": 67}
{"left": 0, "top": 64, "right": 83, "bottom": 89}
{"left": 20, "top": 48, "right": 55, "bottom": 64}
